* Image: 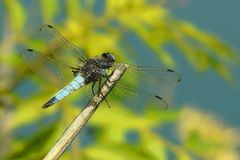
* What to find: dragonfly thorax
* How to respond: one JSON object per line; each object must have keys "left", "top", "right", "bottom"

{"left": 79, "top": 55, "right": 113, "bottom": 84}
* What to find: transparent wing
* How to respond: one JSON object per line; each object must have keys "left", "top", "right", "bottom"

{"left": 127, "top": 64, "right": 181, "bottom": 84}
{"left": 115, "top": 63, "right": 181, "bottom": 110}
{"left": 38, "top": 24, "right": 88, "bottom": 67}
{"left": 115, "top": 82, "right": 169, "bottom": 110}
{"left": 20, "top": 48, "right": 75, "bottom": 87}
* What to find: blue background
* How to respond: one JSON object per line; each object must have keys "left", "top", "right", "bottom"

{"left": 169, "top": 0, "right": 240, "bottom": 127}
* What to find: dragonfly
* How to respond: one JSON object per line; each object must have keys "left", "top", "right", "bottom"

{"left": 20, "top": 24, "right": 181, "bottom": 109}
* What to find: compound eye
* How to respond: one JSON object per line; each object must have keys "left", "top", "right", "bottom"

{"left": 102, "top": 53, "right": 108, "bottom": 58}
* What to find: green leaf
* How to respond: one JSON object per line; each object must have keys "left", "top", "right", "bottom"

{"left": 4, "top": 0, "right": 25, "bottom": 31}
{"left": 41, "top": 0, "right": 58, "bottom": 23}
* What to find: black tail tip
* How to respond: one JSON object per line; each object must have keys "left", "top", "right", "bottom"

{"left": 41, "top": 97, "right": 58, "bottom": 109}
{"left": 41, "top": 103, "right": 51, "bottom": 109}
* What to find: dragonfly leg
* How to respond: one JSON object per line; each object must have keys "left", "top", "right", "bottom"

{"left": 104, "top": 75, "right": 116, "bottom": 88}
{"left": 103, "top": 97, "right": 111, "bottom": 108}
{"left": 71, "top": 67, "right": 80, "bottom": 77}
{"left": 91, "top": 81, "right": 96, "bottom": 95}
{"left": 98, "top": 78, "right": 111, "bottom": 108}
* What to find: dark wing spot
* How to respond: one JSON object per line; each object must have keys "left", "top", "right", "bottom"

{"left": 155, "top": 95, "right": 169, "bottom": 110}
{"left": 27, "top": 48, "right": 33, "bottom": 52}
{"left": 155, "top": 95, "right": 162, "bottom": 100}
{"left": 166, "top": 69, "right": 181, "bottom": 83}
{"left": 39, "top": 24, "right": 53, "bottom": 31}
{"left": 47, "top": 24, "right": 53, "bottom": 28}
{"left": 166, "top": 69, "right": 174, "bottom": 72}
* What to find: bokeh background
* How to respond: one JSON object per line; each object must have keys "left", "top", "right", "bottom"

{"left": 0, "top": 0, "right": 239, "bottom": 159}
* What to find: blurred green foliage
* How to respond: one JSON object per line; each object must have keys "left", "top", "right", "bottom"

{"left": 0, "top": 0, "right": 239, "bottom": 160}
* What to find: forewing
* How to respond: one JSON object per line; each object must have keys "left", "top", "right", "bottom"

{"left": 127, "top": 65, "right": 181, "bottom": 85}
{"left": 115, "top": 64, "right": 181, "bottom": 110}
{"left": 20, "top": 48, "right": 74, "bottom": 87}
{"left": 38, "top": 24, "right": 87, "bottom": 67}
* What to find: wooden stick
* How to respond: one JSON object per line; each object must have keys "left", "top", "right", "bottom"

{"left": 43, "top": 63, "right": 128, "bottom": 160}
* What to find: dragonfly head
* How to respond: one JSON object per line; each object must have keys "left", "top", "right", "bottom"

{"left": 100, "top": 53, "right": 116, "bottom": 68}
